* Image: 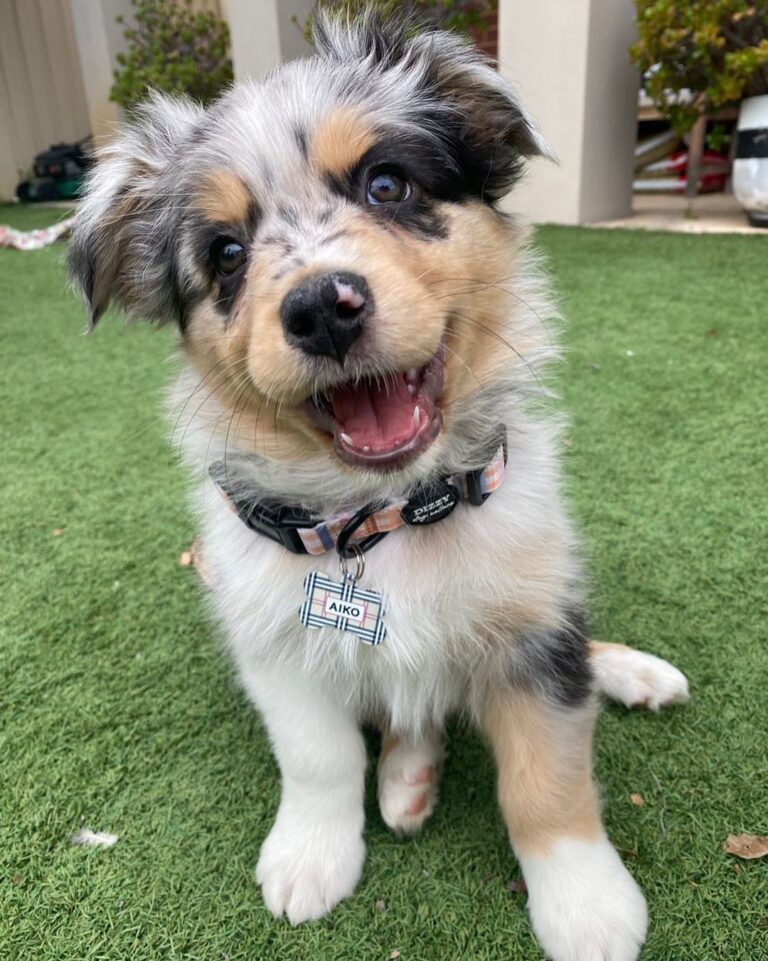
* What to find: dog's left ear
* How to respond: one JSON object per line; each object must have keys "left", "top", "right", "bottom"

{"left": 69, "top": 94, "right": 204, "bottom": 330}
{"left": 413, "top": 30, "right": 554, "bottom": 200}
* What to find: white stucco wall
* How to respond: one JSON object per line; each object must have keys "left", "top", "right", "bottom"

{"left": 498, "top": 0, "right": 638, "bottom": 224}
{"left": 226, "top": 0, "right": 313, "bottom": 81}
{"left": 68, "top": 0, "right": 134, "bottom": 142}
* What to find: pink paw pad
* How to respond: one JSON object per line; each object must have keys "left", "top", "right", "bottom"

{"left": 378, "top": 739, "right": 443, "bottom": 834}
{"left": 405, "top": 792, "right": 429, "bottom": 816}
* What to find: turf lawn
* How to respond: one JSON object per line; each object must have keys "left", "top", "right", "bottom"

{"left": 1, "top": 202, "right": 766, "bottom": 961}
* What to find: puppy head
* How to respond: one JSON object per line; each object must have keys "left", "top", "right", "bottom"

{"left": 70, "top": 13, "right": 549, "bottom": 480}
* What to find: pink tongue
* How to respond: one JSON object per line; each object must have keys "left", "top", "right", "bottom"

{"left": 332, "top": 373, "right": 417, "bottom": 452}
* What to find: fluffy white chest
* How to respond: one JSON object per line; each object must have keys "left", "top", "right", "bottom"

{"left": 197, "top": 431, "right": 577, "bottom": 732}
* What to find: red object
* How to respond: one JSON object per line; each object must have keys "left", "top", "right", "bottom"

{"left": 635, "top": 149, "right": 730, "bottom": 194}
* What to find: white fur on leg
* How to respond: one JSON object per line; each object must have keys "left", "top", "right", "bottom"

{"left": 256, "top": 788, "right": 365, "bottom": 924}
{"left": 378, "top": 729, "right": 444, "bottom": 834}
{"left": 519, "top": 836, "right": 648, "bottom": 961}
{"left": 592, "top": 644, "right": 690, "bottom": 711}
{"left": 242, "top": 665, "right": 367, "bottom": 925}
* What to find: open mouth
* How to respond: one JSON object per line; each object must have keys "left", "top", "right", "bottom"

{"left": 303, "top": 344, "right": 445, "bottom": 470}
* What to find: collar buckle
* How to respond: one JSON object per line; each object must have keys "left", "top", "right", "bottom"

{"left": 209, "top": 461, "right": 315, "bottom": 554}
{"left": 246, "top": 505, "right": 310, "bottom": 554}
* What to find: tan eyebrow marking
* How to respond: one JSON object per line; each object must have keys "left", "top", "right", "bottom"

{"left": 309, "top": 107, "right": 377, "bottom": 177}
{"left": 195, "top": 171, "right": 252, "bottom": 223}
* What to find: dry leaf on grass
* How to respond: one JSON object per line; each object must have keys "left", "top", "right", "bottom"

{"left": 723, "top": 834, "right": 768, "bottom": 860}
{"left": 52, "top": 528, "right": 63, "bottom": 537}
{"left": 508, "top": 878, "right": 527, "bottom": 894}
{"left": 389, "top": 952, "right": 401, "bottom": 960}
{"left": 630, "top": 793, "right": 646, "bottom": 807}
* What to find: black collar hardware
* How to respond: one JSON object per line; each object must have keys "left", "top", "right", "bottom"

{"left": 210, "top": 428, "right": 507, "bottom": 558}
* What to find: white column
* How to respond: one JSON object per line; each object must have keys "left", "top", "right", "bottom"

{"left": 226, "top": 0, "right": 313, "bottom": 82}
{"left": 68, "top": 0, "right": 134, "bottom": 143}
{"left": 498, "top": 0, "right": 639, "bottom": 224}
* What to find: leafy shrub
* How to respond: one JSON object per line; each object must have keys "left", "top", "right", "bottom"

{"left": 111, "top": 0, "right": 233, "bottom": 112}
{"left": 631, "top": 1, "right": 768, "bottom": 132}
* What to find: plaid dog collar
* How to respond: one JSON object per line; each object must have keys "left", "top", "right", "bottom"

{"left": 210, "top": 429, "right": 507, "bottom": 557}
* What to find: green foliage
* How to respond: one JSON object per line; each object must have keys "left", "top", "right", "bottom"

{"left": 706, "top": 122, "right": 732, "bottom": 152}
{"left": 301, "top": 0, "right": 498, "bottom": 42}
{"left": 110, "top": 0, "right": 233, "bottom": 112}
{"left": 631, "top": 2, "right": 768, "bottom": 133}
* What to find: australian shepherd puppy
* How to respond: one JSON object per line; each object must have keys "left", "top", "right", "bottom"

{"left": 69, "top": 13, "right": 689, "bottom": 960}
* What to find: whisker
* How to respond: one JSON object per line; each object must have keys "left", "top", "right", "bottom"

{"left": 448, "top": 311, "right": 547, "bottom": 394}
{"left": 204, "top": 363, "right": 260, "bottom": 480}
{"left": 169, "top": 354, "right": 247, "bottom": 448}
{"left": 172, "top": 358, "right": 250, "bottom": 453}
{"left": 442, "top": 341, "right": 482, "bottom": 390}
{"left": 424, "top": 273, "right": 557, "bottom": 345}
{"left": 222, "top": 383, "right": 252, "bottom": 481}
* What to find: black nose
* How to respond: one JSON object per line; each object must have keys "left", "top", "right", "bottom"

{"left": 280, "top": 271, "right": 370, "bottom": 364}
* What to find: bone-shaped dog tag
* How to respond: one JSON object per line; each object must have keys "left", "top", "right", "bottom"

{"left": 299, "top": 570, "right": 386, "bottom": 645}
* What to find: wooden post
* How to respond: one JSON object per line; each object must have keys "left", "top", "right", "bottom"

{"left": 685, "top": 113, "right": 707, "bottom": 200}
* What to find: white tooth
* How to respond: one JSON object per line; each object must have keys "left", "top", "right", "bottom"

{"left": 340, "top": 432, "right": 353, "bottom": 445}
{"left": 406, "top": 368, "right": 418, "bottom": 384}
{"left": 412, "top": 406, "right": 421, "bottom": 427}
{"left": 363, "top": 445, "right": 371, "bottom": 452}
{"left": 407, "top": 383, "right": 416, "bottom": 395}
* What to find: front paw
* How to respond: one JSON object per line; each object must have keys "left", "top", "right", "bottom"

{"left": 521, "top": 837, "right": 648, "bottom": 961}
{"left": 255, "top": 808, "right": 365, "bottom": 925}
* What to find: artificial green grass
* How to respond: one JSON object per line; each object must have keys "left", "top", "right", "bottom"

{"left": 1, "top": 201, "right": 766, "bottom": 960}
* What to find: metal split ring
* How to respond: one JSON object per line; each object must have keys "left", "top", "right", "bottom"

{"left": 339, "top": 543, "right": 365, "bottom": 582}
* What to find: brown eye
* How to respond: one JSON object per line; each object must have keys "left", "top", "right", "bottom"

{"left": 366, "top": 170, "right": 410, "bottom": 205}
{"left": 211, "top": 238, "right": 246, "bottom": 276}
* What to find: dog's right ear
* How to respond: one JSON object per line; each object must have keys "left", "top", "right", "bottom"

{"left": 69, "top": 94, "right": 204, "bottom": 330}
